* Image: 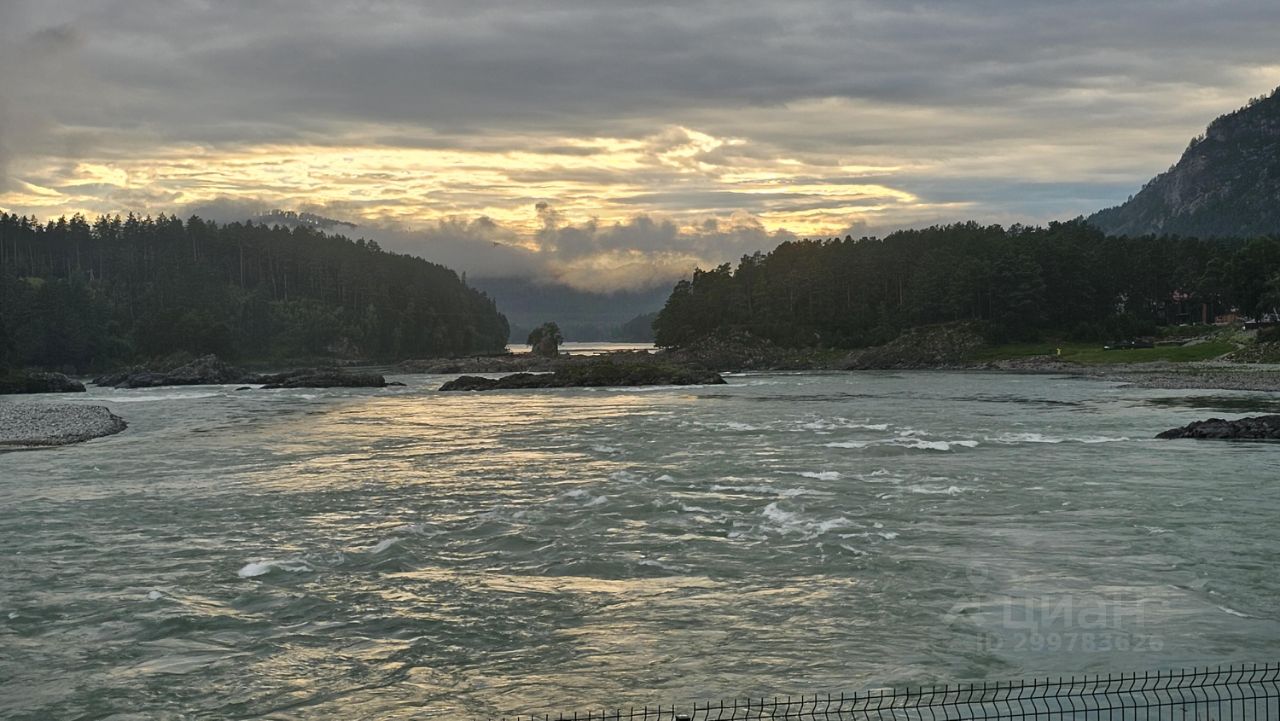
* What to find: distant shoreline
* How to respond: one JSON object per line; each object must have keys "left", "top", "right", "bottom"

{"left": 403, "top": 346, "right": 1280, "bottom": 394}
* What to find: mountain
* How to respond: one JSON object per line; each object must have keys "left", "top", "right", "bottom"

{"left": 468, "top": 276, "right": 670, "bottom": 342}
{"left": 1089, "top": 87, "right": 1280, "bottom": 238}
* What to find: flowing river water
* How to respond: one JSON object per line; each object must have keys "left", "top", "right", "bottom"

{"left": 1, "top": 371, "right": 1278, "bottom": 719}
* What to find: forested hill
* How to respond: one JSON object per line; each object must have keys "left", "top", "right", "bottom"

{"left": 653, "top": 220, "right": 1280, "bottom": 349}
{"left": 0, "top": 213, "right": 509, "bottom": 371}
{"left": 1089, "top": 87, "right": 1280, "bottom": 238}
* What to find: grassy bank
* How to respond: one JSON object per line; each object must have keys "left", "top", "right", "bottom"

{"left": 968, "top": 339, "right": 1237, "bottom": 365}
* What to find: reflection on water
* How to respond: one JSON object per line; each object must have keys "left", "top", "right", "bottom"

{"left": 505, "top": 341, "right": 657, "bottom": 356}
{"left": 1143, "top": 394, "right": 1280, "bottom": 413}
{"left": 1, "top": 372, "right": 1278, "bottom": 719}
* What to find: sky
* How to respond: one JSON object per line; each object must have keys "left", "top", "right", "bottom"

{"left": 1, "top": 0, "right": 1278, "bottom": 291}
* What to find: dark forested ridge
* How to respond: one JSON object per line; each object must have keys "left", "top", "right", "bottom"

{"left": 0, "top": 213, "right": 509, "bottom": 371}
{"left": 653, "top": 220, "right": 1280, "bottom": 349}
{"left": 1089, "top": 87, "right": 1280, "bottom": 238}
{"left": 470, "top": 276, "right": 669, "bottom": 342}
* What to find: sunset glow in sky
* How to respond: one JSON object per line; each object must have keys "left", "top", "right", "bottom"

{"left": 2, "top": 1, "right": 1279, "bottom": 289}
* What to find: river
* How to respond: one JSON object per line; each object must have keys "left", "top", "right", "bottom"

{"left": 1, "top": 371, "right": 1277, "bottom": 719}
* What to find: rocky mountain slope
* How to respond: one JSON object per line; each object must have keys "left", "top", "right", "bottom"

{"left": 1089, "top": 87, "right": 1280, "bottom": 238}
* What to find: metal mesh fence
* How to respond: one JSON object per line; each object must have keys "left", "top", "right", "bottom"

{"left": 501, "top": 663, "right": 1280, "bottom": 721}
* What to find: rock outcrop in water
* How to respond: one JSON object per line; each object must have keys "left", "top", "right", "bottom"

{"left": 257, "top": 368, "right": 387, "bottom": 389}
{"left": 1156, "top": 415, "right": 1280, "bottom": 440}
{"left": 93, "top": 355, "right": 387, "bottom": 389}
{"left": 94, "top": 355, "right": 245, "bottom": 388}
{"left": 0, "top": 403, "right": 127, "bottom": 447}
{"left": 0, "top": 371, "right": 86, "bottom": 394}
{"left": 439, "top": 361, "right": 725, "bottom": 391}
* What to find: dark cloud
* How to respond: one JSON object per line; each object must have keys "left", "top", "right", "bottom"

{"left": 8, "top": 1, "right": 1279, "bottom": 146}
{"left": 2, "top": 1, "right": 1279, "bottom": 287}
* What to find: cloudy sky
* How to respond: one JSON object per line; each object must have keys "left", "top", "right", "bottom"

{"left": 1, "top": 1, "right": 1278, "bottom": 290}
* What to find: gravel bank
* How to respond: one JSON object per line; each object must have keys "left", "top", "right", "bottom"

{"left": 981, "top": 356, "right": 1280, "bottom": 391}
{"left": 0, "top": 403, "right": 128, "bottom": 448}
{"left": 1094, "top": 368, "right": 1280, "bottom": 391}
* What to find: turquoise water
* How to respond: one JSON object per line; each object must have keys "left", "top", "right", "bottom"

{"left": 1, "top": 372, "right": 1278, "bottom": 719}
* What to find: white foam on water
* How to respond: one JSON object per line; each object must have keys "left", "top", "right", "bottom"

{"left": 146, "top": 590, "right": 164, "bottom": 601}
{"left": 799, "top": 419, "right": 836, "bottom": 431}
{"left": 609, "top": 470, "right": 643, "bottom": 483}
{"left": 799, "top": 417, "right": 889, "bottom": 432}
{"left": 592, "top": 445, "right": 623, "bottom": 454}
{"left": 237, "top": 558, "right": 314, "bottom": 578}
{"left": 793, "top": 471, "right": 841, "bottom": 481}
{"left": 723, "top": 421, "right": 763, "bottom": 431}
{"left": 840, "top": 530, "right": 900, "bottom": 541}
{"left": 994, "top": 432, "right": 1061, "bottom": 443}
{"left": 908, "top": 484, "right": 966, "bottom": 496}
{"left": 679, "top": 503, "right": 713, "bottom": 513}
{"left": 760, "top": 502, "right": 853, "bottom": 538}
{"left": 710, "top": 483, "right": 829, "bottom": 497}
{"left": 1218, "top": 605, "right": 1250, "bottom": 618}
{"left": 394, "top": 523, "right": 443, "bottom": 537}
{"left": 564, "top": 489, "right": 609, "bottom": 507}
{"left": 990, "top": 432, "right": 1131, "bottom": 444}
{"left": 827, "top": 438, "right": 977, "bottom": 451}
{"left": 105, "top": 391, "right": 222, "bottom": 403}
{"left": 898, "top": 439, "right": 978, "bottom": 451}
{"left": 367, "top": 537, "right": 399, "bottom": 554}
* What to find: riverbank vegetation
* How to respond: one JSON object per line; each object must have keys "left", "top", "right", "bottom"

{"left": 653, "top": 220, "right": 1279, "bottom": 353}
{"left": 0, "top": 213, "right": 509, "bottom": 372}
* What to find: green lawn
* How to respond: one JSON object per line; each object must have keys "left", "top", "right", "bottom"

{"left": 968, "top": 339, "right": 1236, "bottom": 365}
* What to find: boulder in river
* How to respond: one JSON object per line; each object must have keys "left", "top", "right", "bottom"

{"left": 256, "top": 369, "right": 387, "bottom": 389}
{"left": 94, "top": 354, "right": 247, "bottom": 388}
{"left": 1156, "top": 415, "right": 1280, "bottom": 440}
{"left": 0, "top": 371, "right": 86, "bottom": 394}
{"left": 439, "top": 362, "right": 725, "bottom": 391}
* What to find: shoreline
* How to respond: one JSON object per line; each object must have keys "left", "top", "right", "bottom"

{"left": 404, "top": 348, "right": 1280, "bottom": 393}
{"left": 974, "top": 358, "right": 1280, "bottom": 392}
{"left": 0, "top": 403, "right": 128, "bottom": 449}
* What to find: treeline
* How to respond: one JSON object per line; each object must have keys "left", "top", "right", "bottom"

{"left": 0, "top": 213, "right": 509, "bottom": 371}
{"left": 654, "top": 220, "right": 1279, "bottom": 348}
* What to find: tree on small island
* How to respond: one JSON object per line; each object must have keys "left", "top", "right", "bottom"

{"left": 527, "top": 322, "right": 564, "bottom": 357}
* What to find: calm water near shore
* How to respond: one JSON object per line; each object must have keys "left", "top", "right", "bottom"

{"left": 1, "top": 371, "right": 1278, "bottom": 719}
